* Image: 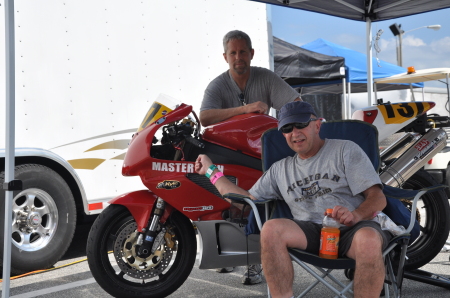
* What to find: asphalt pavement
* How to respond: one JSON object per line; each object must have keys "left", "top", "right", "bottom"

{"left": 1, "top": 222, "right": 450, "bottom": 298}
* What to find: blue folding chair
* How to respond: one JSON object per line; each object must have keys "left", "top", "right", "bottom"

{"left": 225, "top": 119, "right": 446, "bottom": 297}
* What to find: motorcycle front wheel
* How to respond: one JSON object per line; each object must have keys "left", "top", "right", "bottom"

{"left": 403, "top": 169, "right": 450, "bottom": 270}
{"left": 87, "top": 204, "right": 197, "bottom": 298}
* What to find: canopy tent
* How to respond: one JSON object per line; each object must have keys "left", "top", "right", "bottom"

{"left": 253, "top": 0, "right": 450, "bottom": 22}
{"left": 374, "top": 68, "right": 450, "bottom": 84}
{"left": 299, "top": 38, "right": 424, "bottom": 94}
{"left": 273, "top": 36, "right": 345, "bottom": 86}
{"left": 273, "top": 37, "right": 425, "bottom": 118}
{"left": 253, "top": 0, "right": 450, "bottom": 105}
{"left": 374, "top": 68, "right": 450, "bottom": 114}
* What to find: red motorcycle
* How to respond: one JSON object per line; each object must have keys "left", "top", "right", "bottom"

{"left": 87, "top": 98, "right": 450, "bottom": 297}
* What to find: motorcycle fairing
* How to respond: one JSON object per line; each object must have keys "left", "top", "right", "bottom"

{"left": 109, "top": 190, "right": 170, "bottom": 232}
{"left": 123, "top": 103, "right": 193, "bottom": 176}
{"left": 352, "top": 101, "right": 436, "bottom": 142}
{"left": 122, "top": 103, "right": 265, "bottom": 221}
{"left": 141, "top": 163, "right": 261, "bottom": 221}
{"left": 194, "top": 220, "right": 261, "bottom": 269}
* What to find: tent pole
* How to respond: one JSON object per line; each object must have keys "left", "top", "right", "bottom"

{"left": 3, "top": 0, "right": 16, "bottom": 297}
{"left": 366, "top": 18, "right": 374, "bottom": 106}
{"left": 348, "top": 82, "right": 352, "bottom": 118}
{"left": 374, "top": 81, "right": 378, "bottom": 102}
{"left": 447, "top": 73, "right": 450, "bottom": 117}
{"left": 409, "top": 84, "right": 416, "bottom": 102}
{"left": 342, "top": 78, "right": 347, "bottom": 119}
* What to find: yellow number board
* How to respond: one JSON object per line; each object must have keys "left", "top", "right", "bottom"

{"left": 378, "top": 102, "right": 433, "bottom": 124}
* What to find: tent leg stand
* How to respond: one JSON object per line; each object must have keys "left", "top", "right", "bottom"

{"left": 404, "top": 269, "right": 450, "bottom": 289}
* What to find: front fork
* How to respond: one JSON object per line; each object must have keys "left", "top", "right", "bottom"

{"left": 137, "top": 197, "right": 166, "bottom": 257}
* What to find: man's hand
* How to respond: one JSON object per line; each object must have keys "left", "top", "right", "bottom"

{"left": 195, "top": 154, "right": 213, "bottom": 175}
{"left": 244, "top": 101, "right": 268, "bottom": 114}
{"left": 330, "top": 206, "right": 362, "bottom": 227}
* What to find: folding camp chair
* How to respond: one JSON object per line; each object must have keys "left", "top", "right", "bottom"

{"left": 224, "top": 119, "right": 446, "bottom": 298}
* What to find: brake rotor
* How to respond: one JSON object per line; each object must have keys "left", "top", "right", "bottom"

{"left": 401, "top": 198, "right": 421, "bottom": 222}
{"left": 113, "top": 221, "right": 174, "bottom": 279}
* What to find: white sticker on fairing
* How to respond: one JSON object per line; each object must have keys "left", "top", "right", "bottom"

{"left": 183, "top": 206, "right": 214, "bottom": 212}
{"left": 152, "top": 162, "right": 224, "bottom": 173}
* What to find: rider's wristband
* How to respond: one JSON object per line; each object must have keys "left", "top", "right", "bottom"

{"left": 210, "top": 172, "right": 224, "bottom": 185}
{"left": 205, "top": 164, "right": 218, "bottom": 179}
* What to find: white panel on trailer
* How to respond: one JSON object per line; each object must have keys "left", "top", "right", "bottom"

{"left": 0, "top": 0, "right": 270, "bottom": 207}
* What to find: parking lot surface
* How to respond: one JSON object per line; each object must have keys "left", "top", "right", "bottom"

{"left": 1, "top": 223, "right": 450, "bottom": 297}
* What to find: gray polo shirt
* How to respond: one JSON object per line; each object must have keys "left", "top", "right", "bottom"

{"left": 201, "top": 66, "right": 299, "bottom": 111}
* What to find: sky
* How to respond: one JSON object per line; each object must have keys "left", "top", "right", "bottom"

{"left": 270, "top": 5, "right": 450, "bottom": 88}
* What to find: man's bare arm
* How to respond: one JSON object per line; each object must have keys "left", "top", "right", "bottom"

{"left": 333, "top": 185, "right": 386, "bottom": 226}
{"left": 200, "top": 107, "right": 245, "bottom": 127}
{"left": 195, "top": 154, "right": 257, "bottom": 201}
{"left": 200, "top": 101, "right": 269, "bottom": 126}
{"left": 354, "top": 185, "right": 387, "bottom": 220}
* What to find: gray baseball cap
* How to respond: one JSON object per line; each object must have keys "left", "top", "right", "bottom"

{"left": 278, "top": 101, "right": 317, "bottom": 130}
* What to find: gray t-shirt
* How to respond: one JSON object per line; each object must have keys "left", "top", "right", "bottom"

{"left": 201, "top": 66, "right": 299, "bottom": 112}
{"left": 249, "top": 139, "right": 382, "bottom": 224}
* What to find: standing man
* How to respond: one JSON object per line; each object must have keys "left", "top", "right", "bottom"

{"left": 200, "top": 30, "right": 301, "bottom": 127}
{"left": 195, "top": 101, "right": 390, "bottom": 298}
{"left": 200, "top": 30, "right": 301, "bottom": 284}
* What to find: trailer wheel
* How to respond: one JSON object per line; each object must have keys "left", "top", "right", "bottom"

{"left": 0, "top": 164, "right": 77, "bottom": 275}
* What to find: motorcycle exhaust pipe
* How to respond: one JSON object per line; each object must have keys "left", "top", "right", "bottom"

{"left": 379, "top": 128, "right": 447, "bottom": 187}
{"left": 380, "top": 132, "right": 422, "bottom": 162}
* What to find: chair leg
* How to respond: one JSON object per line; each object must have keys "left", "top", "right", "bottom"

{"left": 290, "top": 254, "right": 353, "bottom": 298}
{"left": 385, "top": 255, "right": 400, "bottom": 298}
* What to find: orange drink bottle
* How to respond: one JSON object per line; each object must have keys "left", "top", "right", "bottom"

{"left": 319, "top": 208, "right": 340, "bottom": 259}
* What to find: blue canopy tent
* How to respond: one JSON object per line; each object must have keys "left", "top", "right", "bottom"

{"left": 274, "top": 37, "right": 425, "bottom": 117}
{"left": 274, "top": 38, "right": 424, "bottom": 118}
{"left": 300, "top": 38, "right": 423, "bottom": 93}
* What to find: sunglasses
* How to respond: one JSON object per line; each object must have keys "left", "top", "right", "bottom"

{"left": 281, "top": 119, "right": 318, "bottom": 133}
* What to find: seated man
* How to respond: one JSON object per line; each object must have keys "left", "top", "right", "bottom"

{"left": 195, "top": 101, "right": 390, "bottom": 298}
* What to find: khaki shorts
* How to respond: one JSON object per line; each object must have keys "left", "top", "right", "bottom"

{"left": 292, "top": 220, "right": 391, "bottom": 257}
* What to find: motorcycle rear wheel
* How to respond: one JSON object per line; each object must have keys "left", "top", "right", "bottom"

{"left": 403, "top": 169, "right": 450, "bottom": 270}
{"left": 87, "top": 204, "right": 196, "bottom": 298}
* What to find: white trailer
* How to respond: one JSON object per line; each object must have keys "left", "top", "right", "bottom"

{"left": 0, "top": 0, "right": 273, "bottom": 274}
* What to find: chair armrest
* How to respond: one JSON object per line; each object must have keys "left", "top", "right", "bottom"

{"left": 383, "top": 184, "right": 448, "bottom": 234}
{"left": 223, "top": 193, "right": 274, "bottom": 231}
{"left": 223, "top": 193, "right": 271, "bottom": 204}
{"left": 405, "top": 190, "right": 427, "bottom": 234}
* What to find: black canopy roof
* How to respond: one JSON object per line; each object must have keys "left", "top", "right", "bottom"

{"left": 273, "top": 36, "right": 345, "bottom": 86}
{"left": 252, "top": 0, "right": 450, "bottom": 22}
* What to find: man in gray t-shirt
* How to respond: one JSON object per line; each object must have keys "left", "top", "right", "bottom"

{"left": 200, "top": 30, "right": 300, "bottom": 127}
{"left": 195, "top": 101, "right": 388, "bottom": 298}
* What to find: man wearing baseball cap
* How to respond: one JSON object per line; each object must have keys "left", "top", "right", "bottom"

{"left": 195, "top": 101, "right": 389, "bottom": 298}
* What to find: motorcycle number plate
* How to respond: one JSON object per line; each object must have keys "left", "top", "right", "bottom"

{"left": 378, "top": 102, "right": 432, "bottom": 124}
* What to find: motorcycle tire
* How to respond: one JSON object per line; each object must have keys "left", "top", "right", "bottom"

{"left": 402, "top": 169, "right": 450, "bottom": 270}
{"left": 87, "top": 204, "right": 197, "bottom": 298}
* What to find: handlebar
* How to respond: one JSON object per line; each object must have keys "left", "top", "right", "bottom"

{"left": 185, "top": 136, "right": 205, "bottom": 149}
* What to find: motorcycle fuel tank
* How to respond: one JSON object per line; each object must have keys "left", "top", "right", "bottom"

{"left": 202, "top": 113, "right": 278, "bottom": 158}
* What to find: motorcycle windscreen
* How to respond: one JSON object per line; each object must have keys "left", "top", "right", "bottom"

{"left": 137, "top": 94, "right": 181, "bottom": 132}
